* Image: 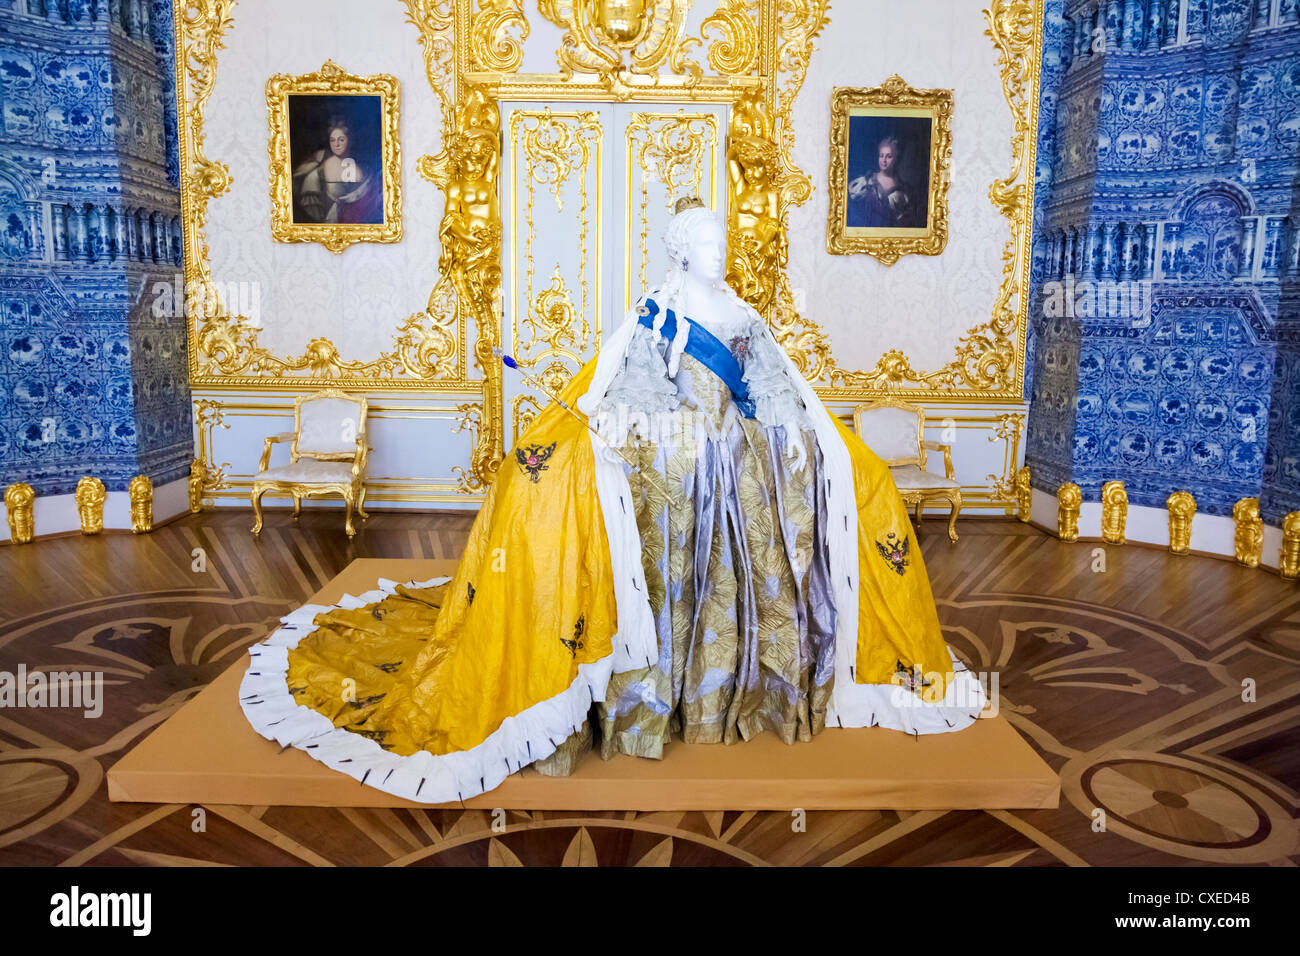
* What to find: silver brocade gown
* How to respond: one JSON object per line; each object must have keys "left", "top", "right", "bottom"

{"left": 537, "top": 303, "right": 839, "bottom": 772}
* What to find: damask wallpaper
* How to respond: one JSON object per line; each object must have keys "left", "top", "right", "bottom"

{"left": 0, "top": 0, "right": 191, "bottom": 496}
{"left": 1025, "top": 0, "right": 1300, "bottom": 523}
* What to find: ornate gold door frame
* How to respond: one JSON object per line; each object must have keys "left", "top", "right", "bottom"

{"left": 429, "top": 0, "right": 818, "bottom": 490}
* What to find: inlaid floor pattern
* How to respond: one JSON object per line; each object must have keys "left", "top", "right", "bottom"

{"left": 1, "top": 509, "right": 1297, "bottom": 866}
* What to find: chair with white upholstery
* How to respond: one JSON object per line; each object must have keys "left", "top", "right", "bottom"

{"left": 853, "top": 398, "right": 962, "bottom": 542}
{"left": 250, "top": 388, "right": 370, "bottom": 538}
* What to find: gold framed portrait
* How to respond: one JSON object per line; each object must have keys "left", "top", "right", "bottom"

{"left": 266, "top": 59, "right": 402, "bottom": 253}
{"left": 826, "top": 76, "right": 953, "bottom": 265}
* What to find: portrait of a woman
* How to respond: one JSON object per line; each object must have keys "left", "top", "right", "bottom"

{"left": 844, "top": 116, "right": 932, "bottom": 232}
{"left": 290, "top": 107, "right": 384, "bottom": 226}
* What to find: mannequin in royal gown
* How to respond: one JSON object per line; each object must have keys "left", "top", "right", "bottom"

{"left": 239, "top": 199, "right": 985, "bottom": 804}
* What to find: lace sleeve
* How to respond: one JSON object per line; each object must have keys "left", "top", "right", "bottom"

{"left": 597, "top": 323, "right": 680, "bottom": 415}
{"left": 742, "top": 319, "right": 811, "bottom": 430}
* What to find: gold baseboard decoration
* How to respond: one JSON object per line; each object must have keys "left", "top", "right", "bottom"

{"left": 1166, "top": 491, "right": 1195, "bottom": 555}
{"left": 129, "top": 476, "right": 154, "bottom": 534}
{"left": 1014, "top": 465, "right": 1031, "bottom": 522}
{"left": 1233, "top": 497, "right": 1263, "bottom": 568}
{"left": 1100, "top": 480, "right": 1127, "bottom": 545}
{"left": 4, "top": 482, "right": 35, "bottom": 544}
{"left": 188, "top": 458, "right": 205, "bottom": 513}
{"left": 1282, "top": 512, "right": 1300, "bottom": 580}
{"left": 1056, "top": 482, "right": 1081, "bottom": 542}
{"left": 75, "top": 477, "right": 106, "bottom": 535}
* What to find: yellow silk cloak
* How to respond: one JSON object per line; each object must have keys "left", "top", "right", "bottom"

{"left": 274, "top": 357, "right": 956, "bottom": 774}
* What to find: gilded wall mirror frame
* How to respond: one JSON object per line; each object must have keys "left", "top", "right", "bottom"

{"left": 825, "top": 76, "right": 953, "bottom": 265}
{"left": 266, "top": 59, "right": 403, "bottom": 253}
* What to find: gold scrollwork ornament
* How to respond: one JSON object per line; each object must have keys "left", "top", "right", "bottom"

{"left": 1278, "top": 512, "right": 1299, "bottom": 580}
{"left": 1101, "top": 480, "right": 1127, "bottom": 545}
{"left": 4, "top": 482, "right": 35, "bottom": 544}
{"left": 1232, "top": 497, "right": 1263, "bottom": 568}
{"left": 129, "top": 475, "right": 154, "bottom": 534}
{"left": 76, "top": 477, "right": 106, "bottom": 535}
{"left": 536, "top": 0, "right": 701, "bottom": 98}
{"left": 1167, "top": 491, "right": 1196, "bottom": 555}
{"left": 1056, "top": 481, "right": 1081, "bottom": 542}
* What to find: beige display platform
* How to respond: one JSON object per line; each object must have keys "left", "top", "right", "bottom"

{"left": 109, "top": 559, "right": 1059, "bottom": 810}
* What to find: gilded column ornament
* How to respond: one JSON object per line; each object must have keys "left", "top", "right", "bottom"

{"left": 4, "top": 483, "right": 35, "bottom": 544}
{"left": 727, "top": 89, "right": 784, "bottom": 315}
{"left": 1279, "top": 512, "right": 1299, "bottom": 580}
{"left": 129, "top": 475, "right": 154, "bottom": 534}
{"left": 1166, "top": 491, "right": 1196, "bottom": 555}
{"left": 76, "top": 477, "right": 107, "bottom": 535}
{"left": 1232, "top": 498, "right": 1263, "bottom": 568}
{"left": 1014, "top": 465, "right": 1031, "bottom": 522}
{"left": 188, "top": 459, "right": 206, "bottom": 513}
{"left": 1057, "top": 481, "right": 1081, "bottom": 541}
{"left": 424, "top": 85, "right": 505, "bottom": 490}
{"left": 1101, "top": 480, "right": 1127, "bottom": 545}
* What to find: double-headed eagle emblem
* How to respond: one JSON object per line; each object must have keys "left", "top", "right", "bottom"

{"left": 875, "top": 531, "right": 910, "bottom": 575}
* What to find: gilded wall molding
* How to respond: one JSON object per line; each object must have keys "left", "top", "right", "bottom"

{"left": 176, "top": 0, "right": 467, "bottom": 388}
{"left": 176, "top": 0, "right": 1043, "bottom": 501}
{"left": 772, "top": 0, "right": 1043, "bottom": 402}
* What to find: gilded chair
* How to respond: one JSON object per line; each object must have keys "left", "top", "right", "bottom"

{"left": 853, "top": 398, "right": 962, "bottom": 542}
{"left": 250, "top": 388, "right": 370, "bottom": 537}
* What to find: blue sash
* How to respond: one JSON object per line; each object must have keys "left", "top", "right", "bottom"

{"left": 637, "top": 298, "right": 756, "bottom": 419}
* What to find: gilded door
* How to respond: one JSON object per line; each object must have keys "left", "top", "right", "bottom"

{"left": 501, "top": 102, "right": 726, "bottom": 443}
